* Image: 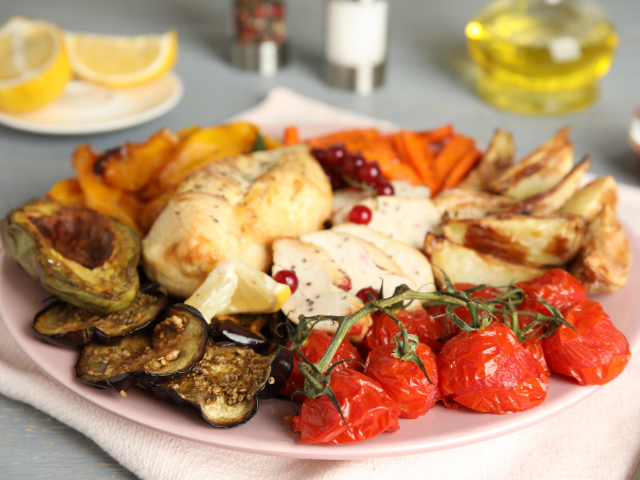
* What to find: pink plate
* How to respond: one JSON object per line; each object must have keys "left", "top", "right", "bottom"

{"left": 1, "top": 232, "right": 638, "bottom": 460}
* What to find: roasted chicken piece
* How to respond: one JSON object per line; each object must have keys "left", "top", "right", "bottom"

{"left": 143, "top": 146, "right": 332, "bottom": 298}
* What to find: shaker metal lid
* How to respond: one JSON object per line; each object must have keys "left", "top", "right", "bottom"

{"left": 231, "top": 41, "right": 287, "bottom": 77}
{"left": 324, "top": 61, "right": 386, "bottom": 96}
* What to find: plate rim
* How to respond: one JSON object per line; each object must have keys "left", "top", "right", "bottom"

{"left": 0, "top": 72, "right": 183, "bottom": 136}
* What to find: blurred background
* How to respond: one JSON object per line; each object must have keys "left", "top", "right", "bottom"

{"left": 0, "top": 0, "right": 639, "bottom": 218}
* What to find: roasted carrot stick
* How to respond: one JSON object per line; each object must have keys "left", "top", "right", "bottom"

{"left": 434, "top": 134, "right": 475, "bottom": 190}
{"left": 419, "top": 124, "right": 454, "bottom": 143}
{"left": 393, "top": 131, "right": 438, "bottom": 193}
{"left": 441, "top": 149, "right": 482, "bottom": 191}
{"left": 283, "top": 126, "right": 300, "bottom": 146}
{"left": 308, "top": 129, "right": 381, "bottom": 149}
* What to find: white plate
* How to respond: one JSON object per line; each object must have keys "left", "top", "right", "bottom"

{"left": 1, "top": 225, "right": 639, "bottom": 459}
{"left": 0, "top": 73, "right": 183, "bottom": 135}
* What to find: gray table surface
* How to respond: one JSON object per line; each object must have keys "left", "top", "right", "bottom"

{"left": 1, "top": 0, "right": 640, "bottom": 478}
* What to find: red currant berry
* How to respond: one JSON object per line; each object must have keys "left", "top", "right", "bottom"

{"left": 323, "top": 166, "right": 345, "bottom": 189}
{"left": 343, "top": 153, "right": 365, "bottom": 178}
{"left": 356, "top": 287, "right": 379, "bottom": 304}
{"left": 326, "top": 144, "right": 347, "bottom": 167}
{"left": 374, "top": 181, "right": 394, "bottom": 196}
{"left": 311, "top": 148, "right": 328, "bottom": 165}
{"left": 338, "top": 277, "right": 352, "bottom": 292}
{"left": 273, "top": 270, "right": 299, "bottom": 294}
{"left": 348, "top": 205, "right": 372, "bottom": 225}
{"left": 356, "top": 161, "right": 381, "bottom": 185}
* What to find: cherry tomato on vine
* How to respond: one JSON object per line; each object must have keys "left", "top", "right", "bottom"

{"left": 365, "top": 342, "right": 439, "bottom": 419}
{"left": 365, "top": 309, "right": 446, "bottom": 355}
{"left": 437, "top": 323, "right": 548, "bottom": 414}
{"left": 521, "top": 334, "right": 551, "bottom": 375}
{"left": 542, "top": 300, "right": 631, "bottom": 386}
{"left": 287, "top": 369, "right": 401, "bottom": 444}
{"left": 516, "top": 269, "right": 589, "bottom": 317}
{"left": 427, "top": 283, "right": 502, "bottom": 339}
{"left": 280, "top": 330, "right": 363, "bottom": 402}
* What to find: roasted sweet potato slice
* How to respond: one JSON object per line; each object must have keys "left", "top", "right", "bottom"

{"left": 72, "top": 145, "right": 141, "bottom": 235}
{"left": 47, "top": 178, "right": 85, "bottom": 207}
{"left": 141, "top": 122, "right": 259, "bottom": 201}
{"left": 96, "top": 128, "right": 180, "bottom": 193}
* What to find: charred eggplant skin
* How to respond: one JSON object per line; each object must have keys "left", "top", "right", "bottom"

{"left": 1, "top": 198, "right": 140, "bottom": 314}
{"left": 75, "top": 303, "right": 208, "bottom": 391}
{"left": 209, "top": 318, "right": 268, "bottom": 352}
{"left": 32, "top": 284, "right": 167, "bottom": 349}
{"left": 257, "top": 346, "right": 293, "bottom": 400}
{"left": 153, "top": 344, "right": 293, "bottom": 428}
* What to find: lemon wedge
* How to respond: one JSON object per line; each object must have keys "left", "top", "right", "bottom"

{"left": 65, "top": 29, "right": 178, "bottom": 88}
{"left": 0, "top": 17, "right": 71, "bottom": 112}
{"left": 185, "top": 259, "right": 291, "bottom": 322}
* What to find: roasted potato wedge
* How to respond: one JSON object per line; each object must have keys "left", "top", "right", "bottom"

{"left": 424, "top": 233, "right": 548, "bottom": 288}
{"left": 458, "top": 129, "right": 515, "bottom": 191}
{"left": 506, "top": 156, "right": 591, "bottom": 216}
{"left": 569, "top": 205, "right": 631, "bottom": 294}
{"left": 442, "top": 213, "right": 585, "bottom": 266}
{"left": 433, "top": 188, "right": 515, "bottom": 220}
{"left": 559, "top": 175, "right": 618, "bottom": 222}
{"left": 488, "top": 127, "right": 574, "bottom": 200}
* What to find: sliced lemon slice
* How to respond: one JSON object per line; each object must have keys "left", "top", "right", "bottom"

{"left": 65, "top": 29, "right": 178, "bottom": 88}
{"left": 185, "top": 259, "right": 291, "bottom": 322}
{"left": 0, "top": 17, "right": 71, "bottom": 112}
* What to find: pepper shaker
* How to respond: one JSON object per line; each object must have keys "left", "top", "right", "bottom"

{"left": 231, "top": 0, "right": 287, "bottom": 77}
{"left": 324, "top": 0, "right": 389, "bottom": 96}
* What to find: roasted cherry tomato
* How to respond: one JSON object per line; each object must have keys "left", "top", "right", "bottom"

{"left": 542, "top": 300, "right": 631, "bottom": 386}
{"left": 280, "top": 330, "right": 363, "bottom": 402}
{"left": 516, "top": 269, "right": 589, "bottom": 317}
{"left": 365, "top": 309, "right": 446, "bottom": 355}
{"left": 365, "top": 342, "right": 439, "bottom": 419}
{"left": 438, "top": 323, "right": 548, "bottom": 414}
{"left": 287, "top": 369, "right": 401, "bottom": 444}
{"left": 521, "top": 334, "right": 551, "bottom": 375}
{"left": 427, "top": 283, "right": 502, "bottom": 339}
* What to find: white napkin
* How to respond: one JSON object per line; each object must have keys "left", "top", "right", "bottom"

{"left": 2, "top": 87, "right": 640, "bottom": 480}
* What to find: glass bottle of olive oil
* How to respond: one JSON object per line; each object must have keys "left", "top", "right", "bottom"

{"left": 465, "top": 0, "right": 618, "bottom": 114}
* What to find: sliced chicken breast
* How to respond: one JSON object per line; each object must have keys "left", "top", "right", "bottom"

{"left": 332, "top": 196, "right": 441, "bottom": 249}
{"left": 272, "top": 238, "right": 371, "bottom": 342}
{"left": 332, "top": 223, "right": 436, "bottom": 293}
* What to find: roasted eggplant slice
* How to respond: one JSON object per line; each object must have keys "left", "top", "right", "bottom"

{"left": 153, "top": 343, "right": 293, "bottom": 428}
{"left": 33, "top": 284, "right": 167, "bottom": 348}
{"left": 75, "top": 304, "right": 207, "bottom": 391}
{"left": 1, "top": 198, "right": 141, "bottom": 314}
{"left": 209, "top": 315, "right": 271, "bottom": 352}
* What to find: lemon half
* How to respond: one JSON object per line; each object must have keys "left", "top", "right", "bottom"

{"left": 65, "top": 29, "right": 178, "bottom": 88}
{"left": 0, "top": 17, "right": 71, "bottom": 112}
{"left": 185, "top": 259, "right": 291, "bottom": 322}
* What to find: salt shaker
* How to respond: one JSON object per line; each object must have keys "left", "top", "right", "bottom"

{"left": 324, "top": 0, "right": 389, "bottom": 96}
{"left": 231, "top": 0, "right": 287, "bottom": 77}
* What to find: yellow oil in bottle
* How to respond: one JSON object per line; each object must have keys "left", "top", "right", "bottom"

{"left": 466, "top": 0, "right": 618, "bottom": 114}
